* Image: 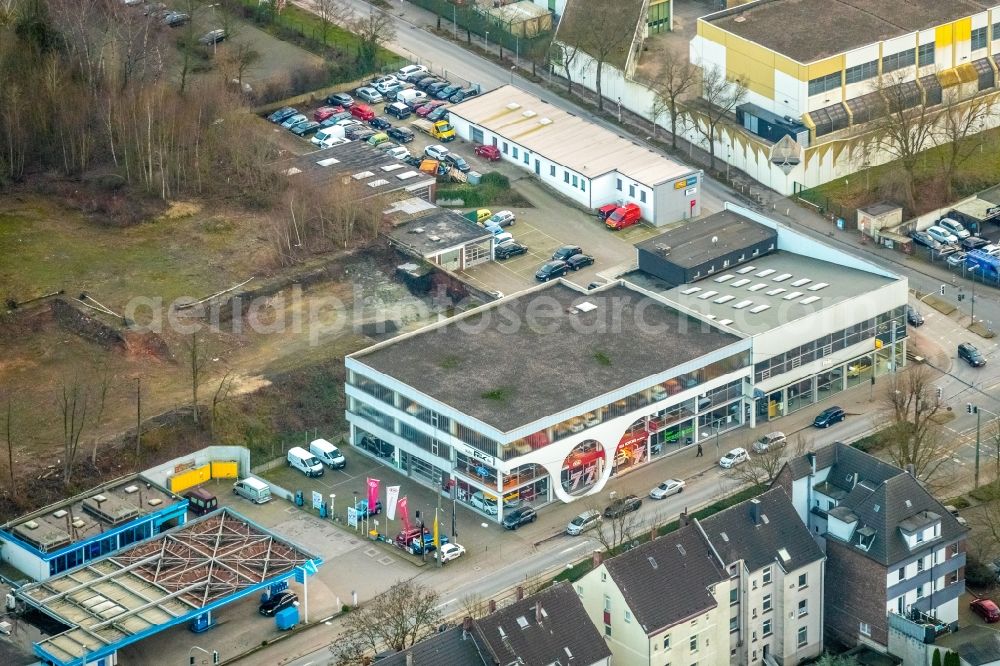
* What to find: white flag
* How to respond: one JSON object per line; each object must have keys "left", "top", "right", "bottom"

{"left": 386, "top": 486, "right": 401, "bottom": 520}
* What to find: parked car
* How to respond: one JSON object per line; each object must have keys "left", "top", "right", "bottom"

{"left": 321, "top": 111, "right": 353, "bottom": 127}
{"left": 369, "top": 116, "right": 392, "bottom": 130}
{"left": 198, "top": 28, "right": 226, "bottom": 45}
{"left": 280, "top": 113, "right": 308, "bottom": 129}
{"left": 597, "top": 203, "right": 619, "bottom": 220}
{"left": 971, "top": 597, "right": 1000, "bottom": 623}
{"left": 374, "top": 78, "right": 401, "bottom": 95}
{"left": 384, "top": 102, "right": 410, "bottom": 119}
{"left": 437, "top": 542, "right": 465, "bottom": 562}
{"left": 910, "top": 230, "right": 941, "bottom": 250}
{"left": 475, "top": 144, "right": 502, "bottom": 161}
{"left": 350, "top": 103, "right": 376, "bottom": 121}
{"left": 424, "top": 144, "right": 449, "bottom": 160}
{"left": 484, "top": 211, "right": 516, "bottom": 228}
{"left": 947, "top": 252, "right": 968, "bottom": 268}
{"left": 813, "top": 405, "right": 846, "bottom": 428}
{"left": 719, "top": 447, "right": 749, "bottom": 468}
{"left": 327, "top": 92, "right": 354, "bottom": 108}
{"left": 427, "top": 106, "right": 450, "bottom": 122}
{"left": 359, "top": 435, "right": 394, "bottom": 458}
{"left": 427, "top": 81, "right": 452, "bottom": 95}
{"left": 345, "top": 127, "right": 375, "bottom": 141}
{"left": 267, "top": 107, "right": 298, "bottom": 123}
{"left": 552, "top": 245, "right": 583, "bottom": 261}
{"left": 163, "top": 11, "right": 189, "bottom": 26}
{"left": 397, "top": 64, "right": 428, "bottom": 80}
{"left": 313, "top": 106, "right": 341, "bottom": 122}
{"left": 606, "top": 203, "right": 642, "bottom": 230}
{"left": 752, "top": 431, "right": 786, "bottom": 453}
{"left": 603, "top": 494, "right": 642, "bottom": 518}
{"left": 387, "top": 127, "right": 414, "bottom": 143}
{"left": 926, "top": 225, "right": 959, "bottom": 245}
{"left": 959, "top": 342, "right": 987, "bottom": 367}
{"left": 372, "top": 74, "right": 400, "bottom": 89}
{"left": 444, "top": 154, "right": 471, "bottom": 173}
{"left": 449, "top": 87, "right": 479, "bottom": 103}
{"left": 259, "top": 591, "right": 297, "bottom": 616}
{"left": 386, "top": 145, "right": 410, "bottom": 160}
{"left": 354, "top": 498, "right": 383, "bottom": 517}
{"left": 566, "top": 254, "right": 595, "bottom": 271}
{"left": 535, "top": 260, "right": 569, "bottom": 282}
{"left": 290, "top": 121, "right": 321, "bottom": 136}
{"left": 494, "top": 242, "right": 528, "bottom": 260}
{"left": 649, "top": 479, "right": 685, "bottom": 499}
{"left": 906, "top": 305, "right": 924, "bottom": 326}
{"left": 566, "top": 510, "right": 601, "bottom": 535}
{"left": 938, "top": 217, "right": 971, "bottom": 239}
{"left": 183, "top": 487, "right": 219, "bottom": 516}
{"left": 944, "top": 504, "right": 969, "bottom": 526}
{"left": 502, "top": 506, "right": 537, "bottom": 529}
{"left": 355, "top": 87, "right": 384, "bottom": 104}
{"left": 436, "top": 84, "right": 462, "bottom": 100}
{"left": 962, "top": 236, "right": 990, "bottom": 251}
{"left": 368, "top": 132, "right": 390, "bottom": 146}
{"left": 415, "top": 76, "right": 440, "bottom": 90}
{"left": 416, "top": 100, "right": 447, "bottom": 117}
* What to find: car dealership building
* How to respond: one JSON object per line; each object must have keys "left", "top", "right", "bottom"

{"left": 345, "top": 204, "right": 908, "bottom": 521}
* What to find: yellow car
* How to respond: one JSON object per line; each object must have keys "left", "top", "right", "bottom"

{"left": 367, "top": 132, "right": 390, "bottom": 146}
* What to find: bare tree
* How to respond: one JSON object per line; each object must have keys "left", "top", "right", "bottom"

{"left": 314, "top": 0, "right": 347, "bottom": 46}
{"left": 185, "top": 332, "right": 209, "bottom": 425}
{"left": 591, "top": 499, "right": 642, "bottom": 554}
{"left": 693, "top": 66, "right": 747, "bottom": 171}
{"left": 223, "top": 41, "right": 261, "bottom": 89}
{"left": 651, "top": 50, "right": 698, "bottom": 148}
{"left": 210, "top": 370, "right": 236, "bottom": 439}
{"left": 351, "top": 9, "right": 395, "bottom": 74}
{"left": 727, "top": 444, "right": 785, "bottom": 487}
{"left": 867, "top": 72, "right": 937, "bottom": 212}
{"left": 4, "top": 399, "right": 14, "bottom": 492}
{"left": 937, "top": 93, "right": 995, "bottom": 202}
{"left": 60, "top": 380, "right": 91, "bottom": 487}
{"left": 552, "top": 41, "right": 583, "bottom": 94}
{"left": 571, "top": 3, "right": 635, "bottom": 112}
{"left": 525, "top": 34, "right": 553, "bottom": 78}
{"left": 341, "top": 581, "right": 443, "bottom": 653}
{"left": 875, "top": 365, "right": 949, "bottom": 482}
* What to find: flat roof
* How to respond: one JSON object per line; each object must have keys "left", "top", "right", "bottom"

{"left": 386, "top": 208, "right": 492, "bottom": 257}
{"left": 353, "top": 282, "right": 743, "bottom": 432}
{"left": 18, "top": 509, "right": 319, "bottom": 666}
{"left": 450, "top": 86, "right": 695, "bottom": 187}
{"left": 279, "top": 142, "right": 436, "bottom": 197}
{"left": 635, "top": 209, "right": 777, "bottom": 269}
{"left": 705, "top": 0, "right": 990, "bottom": 64}
{"left": 629, "top": 250, "right": 894, "bottom": 333}
{"left": 2, "top": 475, "right": 178, "bottom": 554}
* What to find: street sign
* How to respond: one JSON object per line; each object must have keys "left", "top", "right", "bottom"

{"left": 311, "top": 491, "right": 323, "bottom": 511}
{"left": 347, "top": 507, "right": 359, "bottom": 528}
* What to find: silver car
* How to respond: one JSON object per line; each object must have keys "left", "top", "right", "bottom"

{"left": 566, "top": 510, "right": 601, "bottom": 536}
{"left": 356, "top": 87, "right": 384, "bottom": 104}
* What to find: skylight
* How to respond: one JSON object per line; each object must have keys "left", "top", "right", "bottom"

{"left": 750, "top": 304, "right": 771, "bottom": 314}
{"left": 697, "top": 290, "right": 719, "bottom": 300}
{"left": 772, "top": 273, "right": 792, "bottom": 282}
{"left": 778, "top": 547, "right": 791, "bottom": 562}
{"left": 351, "top": 170, "right": 374, "bottom": 179}
{"left": 748, "top": 283, "right": 767, "bottom": 291}
{"left": 731, "top": 278, "right": 751, "bottom": 287}
{"left": 733, "top": 300, "right": 753, "bottom": 309}
{"left": 783, "top": 291, "right": 803, "bottom": 300}
{"left": 714, "top": 295, "right": 735, "bottom": 304}
{"left": 715, "top": 274, "right": 735, "bottom": 282}
{"left": 718, "top": 318, "right": 734, "bottom": 326}
{"left": 755, "top": 268, "right": 775, "bottom": 277}
{"left": 808, "top": 282, "right": 829, "bottom": 291}
{"left": 681, "top": 286, "right": 702, "bottom": 295}
{"left": 736, "top": 265, "right": 756, "bottom": 274}
{"left": 316, "top": 158, "right": 340, "bottom": 167}
{"left": 766, "top": 288, "right": 786, "bottom": 296}
{"left": 800, "top": 296, "right": 820, "bottom": 305}
{"left": 791, "top": 278, "right": 812, "bottom": 287}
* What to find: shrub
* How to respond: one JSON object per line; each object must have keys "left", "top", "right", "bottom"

{"left": 480, "top": 172, "right": 510, "bottom": 189}
{"left": 947, "top": 496, "right": 971, "bottom": 510}
{"left": 970, "top": 482, "right": 1000, "bottom": 503}
{"left": 965, "top": 557, "right": 996, "bottom": 588}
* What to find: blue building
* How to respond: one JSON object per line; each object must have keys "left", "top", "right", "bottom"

{"left": 0, "top": 474, "right": 186, "bottom": 581}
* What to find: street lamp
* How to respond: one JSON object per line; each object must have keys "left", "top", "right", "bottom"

{"left": 969, "top": 404, "right": 1000, "bottom": 489}
{"left": 485, "top": 31, "right": 490, "bottom": 53}
{"left": 510, "top": 65, "right": 516, "bottom": 85}
{"left": 617, "top": 97, "right": 622, "bottom": 123}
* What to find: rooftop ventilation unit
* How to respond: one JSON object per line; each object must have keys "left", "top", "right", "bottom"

{"left": 23, "top": 521, "right": 38, "bottom": 530}
{"left": 808, "top": 282, "right": 829, "bottom": 291}
{"left": 410, "top": 227, "right": 425, "bottom": 234}
{"left": 427, "top": 235, "right": 441, "bottom": 242}
{"left": 731, "top": 278, "right": 751, "bottom": 287}
{"left": 316, "top": 158, "right": 340, "bottom": 167}
{"left": 72, "top": 518, "right": 85, "bottom": 528}
{"left": 506, "top": 102, "right": 521, "bottom": 110}
{"left": 539, "top": 118, "right": 553, "bottom": 125}
{"left": 736, "top": 265, "right": 756, "bottom": 274}
{"left": 148, "top": 498, "right": 162, "bottom": 506}
{"left": 522, "top": 110, "right": 536, "bottom": 118}
{"left": 655, "top": 243, "right": 672, "bottom": 255}
{"left": 93, "top": 494, "right": 107, "bottom": 503}
{"left": 124, "top": 485, "right": 139, "bottom": 494}
{"left": 53, "top": 510, "right": 68, "bottom": 519}
{"left": 576, "top": 301, "right": 598, "bottom": 312}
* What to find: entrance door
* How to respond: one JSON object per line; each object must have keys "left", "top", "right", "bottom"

{"left": 534, "top": 159, "right": 540, "bottom": 175}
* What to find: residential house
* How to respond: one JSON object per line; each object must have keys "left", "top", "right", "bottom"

{"left": 776, "top": 442, "right": 968, "bottom": 649}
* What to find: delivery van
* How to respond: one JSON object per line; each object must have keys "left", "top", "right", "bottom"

{"left": 183, "top": 487, "right": 218, "bottom": 516}
{"left": 287, "top": 446, "right": 324, "bottom": 477}
{"left": 309, "top": 438, "right": 346, "bottom": 469}
{"left": 233, "top": 477, "right": 272, "bottom": 504}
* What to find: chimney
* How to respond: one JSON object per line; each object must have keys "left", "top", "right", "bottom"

{"left": 462, "top": 616, "right": 473, "bottom": 639}
{"left": 749, "top": 498, "right": 761, "bottom": 525}
{"left": 592, "top": 549, "right": 603, "bottom": 568}
{"left": 405, "top": 653, "right": 413, "bottom": 666}
{"left": 489, "top": 599, "right": 497, "bottom": 613}
{"left": 535, "top": 600, "right": 543, "bottom": 624}
{"left": 679, "top": 509, "right": 690, "bottom": 527}
{"left": 516, "top": 585, "right": 524, "bottom": 601}
{"left": 649, "top": 526, "right": 657, "bottom": 542}
{"left": 806, "top": 451, "right": 816, "bottom": 475}
{"left": 905, "top": 463, "right": 915, "bottom": 477}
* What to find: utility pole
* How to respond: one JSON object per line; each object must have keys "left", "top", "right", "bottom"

{"left": 135, "top": 378, "right": 141, "bottom": 462}
{"left": 970, "top": 404, "right": 1000, "bottom": 489}
{"left": 436, "top": 492, "right": 443, "bottom": 568}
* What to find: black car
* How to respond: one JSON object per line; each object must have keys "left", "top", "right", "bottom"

{"left": 535, "top": 260, "right": 569, "bottom": 282}
{"left": 357, "top": 499, "right": 383, "bottom": 517}
{"left": 813, "top": 406, "right": 846, "bottom": 428}
{"left": 326, "top": 92, "right": 354, "bottom": 108}
{"left": 603, "top": 494, "right": 642, "bottom": 518}
{"left": 415, "top": 76, "right": 439, "bottom": 90}
{"left": 259, "top": 591, "right": 298, "bottom": 616}
{"left": 449, "top": 88, "right": 479, "bottom": 104}
{"left": 962, "top": 236, "right": 990, "bottom": 251}
{"left": 360, "top": 435, "right": 394, "bottom": 458}
{"left": 290, "top": 121, "right": 321, "bottom": 136}
{"left": 345, "top": 126, "right": 375, "bottom": 141}
{"left": 387, "top": 127, "right": 415, "bottom": 143}
{"left": 444, "top": 154, "right": 470, "bottom": 173}
{"left": 427, "top": 81, "right": 451, "bottom": 95}
{"left": 495, "top": 242, "right": 528, "bottom": 260}
{"left": 369, "top": 116, "right": 392, "bottom": 130}
{"left": 959, "top": 342, "right": 987, "bottom": 367}
{"left": 566, "top": 254, "right": 595, "bottom": 271}
{"left": 910, "top": 230, "right": 940, "bottom": 250}
{"left": 198, "top": 29, "right": 226, "bottom": 46}
{"left": 163, "top": 11, "right": 189, "bottom": 26}
{"left": 552, "top": 245, "right": 583, "bottom": 261}
{"left": 906, "top": 306, "right": 924, "bottom": 326}
{"left": 436, "top": 84, "right": 462, "bottom": 100}
{"left": 267, "top": 107, "right": 298, "bottom": 123}
{"left": 502, "top": 506, "right": 537, "bottom": 530}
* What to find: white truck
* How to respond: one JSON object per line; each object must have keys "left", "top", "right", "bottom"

{"left": 396, "top": 89, "right": 428, "bottom": 105}
{"left": 311, "top": 125, "right": 349, "bottom": 148}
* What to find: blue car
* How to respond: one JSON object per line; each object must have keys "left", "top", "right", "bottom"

{"left": 280, "top": 114, "right": 308, "bottom": 129}
{"left": 268, "top": 106, "right": 297, "bottom": 123}
{"left": 813, "top": 406, "right": 846, "bottom": 428}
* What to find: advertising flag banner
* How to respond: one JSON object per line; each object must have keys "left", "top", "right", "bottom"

{"left": 433, "top": 510, "right": 440, "bottom": 548}
{"left": 386, "top": 486, "right": 400, "bottom": 519}
{"left": 398, "top": 496, "right": 410, "bottom": 534}
{"left": 367, "top": 478, "right": 380, "bottom": 511}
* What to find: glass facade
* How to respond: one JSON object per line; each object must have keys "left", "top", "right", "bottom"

{"left": 46, "top": 520, "right": 156, "bottom": 577}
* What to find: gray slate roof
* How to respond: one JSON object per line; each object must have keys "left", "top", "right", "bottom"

{"left": 378, "top": 627, "right": 487, "bottom": 666}
{"left": 699, "top": 486, "right": 824, "bottom": 573}
{"left": 781, "top": 442, "right": 899, "bottom": 487}
{"left": 603, "top": 525, "right": 727, "bottom": 635}
{"left": 474, "top": 582, "right": 611, "bottom": 666}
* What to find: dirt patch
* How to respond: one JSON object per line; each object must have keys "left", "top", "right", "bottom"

{"left": 51, "top": 298, "right": 127, "bottom": 351}
{"left": 160, "top": 201, "right": 203, "bottom": 220}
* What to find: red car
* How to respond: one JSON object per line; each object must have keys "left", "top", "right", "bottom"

{"left": 313, "top": 106, "right": 343, "bottom": 122}
{"left": 605, "top": 203, "right": 642, "bottom": 230}
{"left": 971, "top": 598, "right": 1000, "bottom": 623}
{"left": 350, "top": 103, "right": 375, "bottom": 121}
{"left": 474, "top": 144, "right": 501, "bottom": 161}
{"left": 597, "top": 203, "right": 618, "bottom": 220}
{"left": 415, "top": 100, "right": 447, "bottom": 117}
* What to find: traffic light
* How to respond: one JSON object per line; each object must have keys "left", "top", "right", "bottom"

{"left": 968, "top": 403, "right": 978, "bottom": 414}
{"left": 213, "top": 651, "right": 219, "bottom": 665}
{"left": 940, "top": 284, "right": 946, "bottom": 296}
{"left": 936, "top": 386, "right": 943, "bottom": 399}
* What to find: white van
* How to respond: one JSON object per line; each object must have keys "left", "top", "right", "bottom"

{"left": 233, "top": 478, "right": 272, "bottom": 504}
{"left": 386, "top": 145, "right": 410, "bottom": 160}
{"left": 396, "top": 89, "right": 427, "bottom": 105}
{"left": 287, "top": 446, "right": 324, "bottom": 477}
{"left": 309, "top": 438, "right": 346, "bottom": 469}
{"left": 311, "top": 126, "right": 348, "bottom": 148}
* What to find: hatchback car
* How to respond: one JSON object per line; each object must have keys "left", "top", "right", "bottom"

{"left": 485, "top": 211, "right": 516, "bottom": 228}
{"left": 427, "top": 81, "right": 452, "bottom": 95}
{"left": 449, "top": 87, "right": 479, "bottom": 103}
{"left": 367, "top": 132, "right": 390, "bottom": 147}
{"left": 566, "top": 254, "right": 595, "bottom": 271}
{"left": 350, "top": 103, "right": 375, "bottom": 121}
{"left": 926, "top": 225, "right": 958, "bottom": 245}
{"left": 947, "top": 252, "right": 968, "bottom": 269}
{"left": 313, "top": 106, "right": 341, "bottom": 122}
{"left": 552, "top": 245, "right": 583, "bottom": 261}
{"left": 971, "top": 598, "right": 1000, "bottom": 623}
{"left": 280, "top": 113, "right": 308, "bottom": 129}
{"left": 163, "top": 11, "right": 189, "bottom": 26}
{"left": 495, "top": 242, "right": 528, "bottom": 260}
{"left": 198, "top": 29, "right": 226, "bottom": 45}
{"left": 604, "top": 494, "right": 642, "bottom": 518}
{"left": 959, "top": 342, "right": 987, "bottom": 367}
{"left": 416, "top": 100, "right": 447, "bottom": 117}
{"left": 752, "top": 431, "right": 786, "bottom": 453}
{"left": 355, "top": 87, "right": 383, "bottom": 104}
{"left": 415, "top": 76, "right": 440, "bottom": 90}
{"left": 649, "top": 479, "right": 685, "bottom": 499}
{"left": 502, "top": 506, "right": 537, "bottom": 529}
{"left": 427, "top": 106, "right": 450, "bottom": 122}
{"left": 397, "top": 64, "right": 427, "bottom": 80}
{"left": 813, "top": 406, "right": 846, "bottom": 428}
{"left": 444, "top": 154, "right": 470, "bottom": 173}
{"left": 368, "top": 116, "right": 392, "bottom": 130}
{"left": 962, "top": 236, "right": 990, "bottom": 251}
{"left": 906, "top": 306, "right": 924, "bottom": 326}
{"left": 327, "top": 92, "right": 354, "bottom": 108}
{"left": 938, "top": 217, "right": 970, "bottom": 239}
{"left": 437, "top": 542, "right": 465, "bottom": 562}
{"left": 259, "top": 591, "right": 298, "bottom": 616}
{"left": 719, "top": 448, "right": 749, "bottom": 468}
{"left": 910, "top": 230, "right": 941, "bottom": 250}
{"left": 535, "top": 260, "right": 569, "bottom": 282}
{"left": 566, "top": 510, "right": 601, "bottom": 535}
{"left": 436, "top": 84, "right": 462, "bottom": 100}
{"left": 290, "top": 121, "right": 321, "bottom": 136}
{"left": 424, "top": 144, "right": 450, "bottom": 160}
{"left": 267, "top": 106, "right": 298, "bottom": 123}
{"left": 475, "top": 144, "right": 502, "bottom": 161}
{"left": 387, "top": 127, "right": 415, "bottom": 143}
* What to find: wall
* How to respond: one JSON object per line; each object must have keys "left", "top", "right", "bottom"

{"left": 825, "top": 539, "right": 889, "bottom": 647}
{"left": 141, "top": 446, "right": 252, "bottom": 489}
{"left": 577, "top": 562, "right": 656, "bottom": 665}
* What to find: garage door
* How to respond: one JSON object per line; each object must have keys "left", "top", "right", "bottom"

{"left": 471, "top": 127, "right": 484, "bottom": 144}
{"left": 464, "top": 240, "right": 492, "bottom": 267}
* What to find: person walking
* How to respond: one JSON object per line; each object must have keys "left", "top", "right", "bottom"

{"left": 696, "top": 443, "right": 703, "bottom": 457}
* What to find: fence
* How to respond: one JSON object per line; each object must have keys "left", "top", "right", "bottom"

{"left": 408, "top": 0, "right": 551, "bottom": 58}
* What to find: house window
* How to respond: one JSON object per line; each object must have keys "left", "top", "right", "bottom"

{"left": 605, "top": 624, "right": 611, "bottom": 636}
{"left": 689, "top": 636, "right": 698, "bottom": 652}
{"left": 572, "top": 175, "right": 578, "bottom": 187}
{"left": 730, "top": 616, "right": 738, "bottom": 632}
{"left": 917, "top": 557, "right": 925, "bottom": 572}
{"left": 798, "top": 599, "right": 808, "bottom": 617}
{"left": 860, "top": 622, "right": 871, "bottom": 636}
{"left": 973, "top": 26, "right": 988, "bottom": 51}
{"left": 629, "top": 184, "right": 636, "bottom": 197}
{"left": 808, "top": 71, "right": 842, "bottom": 95}
{"left": 797, "top": 627, "right": 808, "bottom": 648}
{"left": 575, "top": 585, "right": 583, "bottom": 596}
{"left": 616, "top": 178, "right": 622, "bottom": 191}
{"left": 663, "top": 635, "right": 670, "bottom": 650}
{"left": 512, "top": 147, "right": 519, "bottom": 159}
{"left": 762, "top": 567, "right": 772, "bottom": 585}
{"left": 502, "top": 142, "right": 508, "bottom": 154}
{"left": 763, "top": 618, "right": 772, "bottom": 637}
{"left": 601, "top": 571, "right": 606, "bottom": 582}
{"left": 918, "top": 42, "right": 935, "bottom": 65}
{"left": 798, "top": 573, "right": 807, "bottom": 589}
{"left": 898, "top": 567, "right": 905, "bottom": 581}
{"left": 523, "top": 152, "right": 529, "bottom": 165}
{"left": 844, "top": 60, "right": 877, "bottom": 85}
{"left": 550, "top": 164, "right": 556, "bottom": 177}
{"left": 916, "top": 585, "right": 924, "bottom": 599}
{"left": 916, "top": 530, "right": 925, "bottom": 543}
{"left": 951, "top": 543, "right": 959, "bottom": 555}
{"left": 564, "top": 171, "right": 570, "bottom": 183}
{"left": 580, "top": 179, "right": 585, "bottom": 192}
{"left": 625, "top": 610, "right": 632, "bottom": 623}
{"left": 604, "top": 594, "right": 611, "bottom": 611}
{"left": 762, "top": 594, "right": 772, "bottom": 613}
{"left": 994, "top": 22, "right": 1000, "bottom": 41}
{"left": 730, "top": 588, "right": 738, "bottom": 605}
{"left": 882, "top": 48, "right": 915, "bottom": 73}
{"left": 640, "top": 190, "right": 646, "bottom": 203}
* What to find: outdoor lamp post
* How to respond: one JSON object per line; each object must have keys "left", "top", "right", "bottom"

{"left": 510, "top": 65, "right": 516, "bottom": 85}
{"left": 485, "top": 31, "right": 490, "bottom": 52}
